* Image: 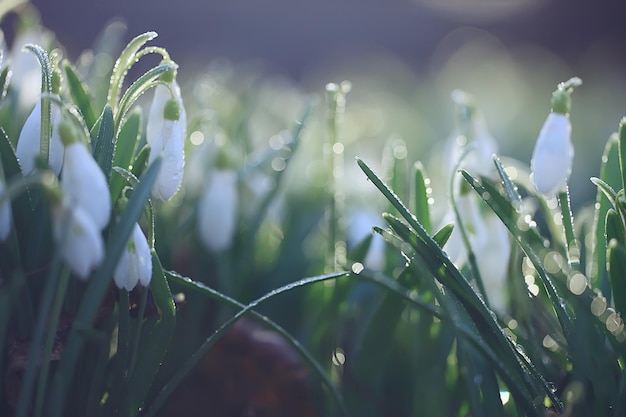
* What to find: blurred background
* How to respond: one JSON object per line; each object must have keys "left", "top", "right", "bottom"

{"left": 7, "top": 0, "right": 626, "bottom": 204}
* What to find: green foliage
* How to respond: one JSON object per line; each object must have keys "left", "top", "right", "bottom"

{"left": 3, "top": 6, "right": 626, "bottom": 417}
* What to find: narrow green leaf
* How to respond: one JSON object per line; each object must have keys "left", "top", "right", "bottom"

{"left": 63, "top": 62, "right": 97, "bottom": 129}
{"left": 608, "top": 240, "right": 626, "bottom": 316}
{"left": 433, "top": 223, "right": 454, "bottom": 248}
{"left": 114, "top": 62, "right": 177, "bottom": 132}
{"left": 108, "top": 31, "right": 158, "bottom": 110}
{"left": 619, "top": 119, "right": 626, "bottom": 193}
{"left": 411, "top": 161, "right": 432, "bottom": 233}
{"left": 591, "top": 177, "right": 618, "bottom": 208}
{"left": 23, "top": 44, "right": 52, "bottom": 164}
{"left": 606, "top": 209, "right": 624, "bottom": 246}
{"left": 92, "top": 104, "right": 115, "bottom": 179}
{"left": 593, "top": 134, "right": 621, "bottom": 294}
{"left": 131, "top": 145, "right": 150, "bottom": 179}
{"left": 0, "top": 127, "right": 21, "bottom": 180}
{"left": 493, "top": 156, "right": 523, "bottom": 210}
{"left": 110, "top": 108, "right": 142, "bottom": 200}
{"left": 47, "top": 158, "right": 162, "bottom": 417}
{"left": 0, "top": 65, "right": 10, "bottom": 101}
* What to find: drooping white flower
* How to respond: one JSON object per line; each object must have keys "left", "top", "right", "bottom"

{"left": 530, "top": 112, "right": 573, "bottom": 197}
{"left": 16, "top": 99, "right": 65, "bottom": 175}
{"left": 0, "top": 181, "right": 12, "bottom": 241}
{"left": 61, "top": 141, "right": 111, "bottom": 230}
{"left": 114, "top": 223, "right": 153, "bottom": 291}
{"left": 148, "top": 99, "right": 185, "bottom": 201}
{"left": 52, "top": 201, "right": 104, "bottom": 279}
{"left": 198, "top": 170, "right": 238, "bottom": 252}
{"left": 147, "top": 81, "right": 186, "bottom": 147}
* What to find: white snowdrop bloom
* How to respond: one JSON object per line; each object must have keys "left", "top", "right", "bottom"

{"left": 530, "top": 112, "right": 573, "bottom": 197}
{"left": 347, "top": 209, "right": 385, "bottom": 271}
{"left": 114, "top": 223, "right": 152, "bottom": 291}
{"left": 148, "top": 116, "right": 185, "bottom": 201}
{"left": 61, "top": 141, "right": 111, "bottom": 230}
{"left": 52, "top": 202, "right": 104, "bottom": 279}
{"left": 0, "top": 181, "right": 12, "bottom": 241}
{"left": 198, "top": 170, "right": 238, "bottom": 252}
{"left": 147, "top": 81, "right": 186, "bottom": 147}
{"left": 474, "top": 212, "right": 511, "bottom": 314}
{"left": 16, "top": 99, "right": 65, "bottom": 175}
{"left": 461, "top": 116, "right": 499, "bottom": 179}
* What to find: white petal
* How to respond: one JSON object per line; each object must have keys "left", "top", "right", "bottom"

{"left": 531, "top": 113, "right": 573, "bottom": 196}
{"left": 475, "top": 212, "right": 511, "bottom": 314}
{"left": 0, "top": 182, "right": 12, "bottom": 241}
{"left": 16, "top": 100, "right": 42, "bottom": 175}
{"left": 114, "top": 223, "right": 152, "bottom": 291}
{"left": 61, "top": 142, "right": 111, "bottom": 230}
{"left": 149, "top": 119, "right": 185, "bottom": 201}
{"left": 53, "top": 203, "right": 104, "bottom": 279}
{"left": 198, "top": 170, "right": 238, "bottom": 252}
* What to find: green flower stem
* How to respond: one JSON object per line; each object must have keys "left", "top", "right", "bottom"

{"left": 34, "top": 267, "right": 70, "bottom": 417}
{"left": 558, "top": 187, "right": 580, "bottom": 270}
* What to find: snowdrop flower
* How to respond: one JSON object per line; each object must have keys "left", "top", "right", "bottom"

{"left": 59, "top": 121, "right": 111, "bottom": 230}
{"left": 530, "top": 113, "right": 573, "bottom": 197}
{"left": 530, "top": 77, "right": 581, "bottom": 197}
{"left": 114, "top": 223, "right": 152, "bottom": 291}
{"left": 148, "top": 98, "right": 185, "bottom": 201}
{"left": 347, "top": 209, "right": 386, "bottom": 271}
{"left": 52, "top": 201, "right": 104, "bottom": 279}
{"left": 147, "top": 69, "right": 186, "bottom": 147}
{"left": 16, "top": 98, "right": 65, "bottom": 175}
{"left": 0, "top": 181, "right": 12, "bottom": 241}
{"left": 198, "top": 169, "right": 238, "bottom": 252}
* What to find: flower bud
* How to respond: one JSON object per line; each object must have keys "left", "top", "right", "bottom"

{"left": 148, "top": 105, "right": 185, "bottom": 201}
{"left": 198, "top": 170, "right": 238, "bottom": 252}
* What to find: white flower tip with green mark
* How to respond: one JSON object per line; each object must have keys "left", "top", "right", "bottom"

{"left": 114, "top": 223, "right": 152, "bottom": 291}
{"left": 198, "top": 170, "right": 238, "bottom": 252}
{"left": 530, "top": 112, "right": 573, "bottom": 197}
{"left": 52, "top": 202, "right": 104, "bottom": 279}
{"left": 0, "top": 182, "right": 12, "bottom": 241}
{"left": 61, "top": 141, "right": 111, "bottom": 230}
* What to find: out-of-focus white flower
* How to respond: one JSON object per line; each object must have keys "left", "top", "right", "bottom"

{"left": 52, "top": 201, "right": 104, "bottom": 279}
{"left": 530, "top": 112, "right": 573, "bottom": 197}
{"left": 441, "top": 193, "right": 511, "bottom": 313}
{"left": 148, "top": 98, "right": 185, "bottom": 201}
{"left": 475, "top": 212, "right": 511, "bottom": 314}
{"left": 0, "top": 181, "right": 12, "bottom": 241}
{"left": 347, "top": 209, "right": 385, "bottom": 271}
{"left": 16, "top": 99, "right": 65, "bottom": 175}
{"left": 198, "top": 170, "right": 238, "bottom": 252}
{"left": 61, "top": 141, "right": 111, "bottom": 230}
{"left": 114, "top": 223, "right": 152, "bottom": 291}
